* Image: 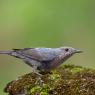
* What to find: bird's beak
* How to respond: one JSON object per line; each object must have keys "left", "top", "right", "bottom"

{"left": 75, "top": 49, "right": 83, "bottom": 53}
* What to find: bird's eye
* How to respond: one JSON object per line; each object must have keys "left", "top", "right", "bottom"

{"left": 65, "top": 48, "right": 69, "bottom": 52}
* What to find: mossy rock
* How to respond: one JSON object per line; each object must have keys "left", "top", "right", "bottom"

{"left": 4, "top": 64, "right": 95, "bottom": 95}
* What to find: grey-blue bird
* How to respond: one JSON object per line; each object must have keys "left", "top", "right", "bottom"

{"left": 0, "top": 47, "right": 82, "bottom": 74}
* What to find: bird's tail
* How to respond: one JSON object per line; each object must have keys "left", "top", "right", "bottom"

{"left": 0, "top": 50, "right": 12, "bottom": 55}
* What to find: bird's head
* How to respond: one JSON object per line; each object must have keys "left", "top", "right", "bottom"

{"left": 60, "top": 46, "right": 82, "bottom": 58}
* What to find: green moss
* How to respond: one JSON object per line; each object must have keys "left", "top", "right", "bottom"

{"left": 4, "top": 64, "right": 95, "bottom": 95}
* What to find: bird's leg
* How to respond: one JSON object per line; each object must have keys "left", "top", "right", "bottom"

{"left": 32, "top": 68, "right": 42, "bottom": 76}
{"left": 31, "top": 69, "right": 44, "bottom": 85}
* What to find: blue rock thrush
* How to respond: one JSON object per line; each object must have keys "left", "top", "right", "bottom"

{"left": 0, "top": 47, "right": 82, "bottom": 74}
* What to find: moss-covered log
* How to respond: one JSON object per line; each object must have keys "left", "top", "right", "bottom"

{"left": 4, "top": 65, "right": 95, "bottom": 95}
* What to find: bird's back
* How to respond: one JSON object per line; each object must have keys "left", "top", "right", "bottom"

{"left": 34, "top": 48, "right": 62, "bottom": 60}
{"left": 13, "top": 48, "right": 62, "bottom": 61}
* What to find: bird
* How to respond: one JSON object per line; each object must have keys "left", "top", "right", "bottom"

{"left": 0, "top": 47, "right": 82, "bottom": 75}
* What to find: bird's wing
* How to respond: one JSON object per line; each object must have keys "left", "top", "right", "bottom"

{"left": 13, "top": 48, "right": 58, "bottom": 62}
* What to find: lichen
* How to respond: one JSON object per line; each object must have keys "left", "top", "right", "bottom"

{"left": 4, "top": 64, "right": 95, "bottom": 95}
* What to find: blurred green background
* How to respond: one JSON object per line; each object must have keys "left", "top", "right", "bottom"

{"left": 0, "top": 0, "right": 95, "bottom": 94}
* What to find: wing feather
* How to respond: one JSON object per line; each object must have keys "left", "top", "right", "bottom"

{"left": 13, "top": 48, "right": 58, "bottom": 62}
